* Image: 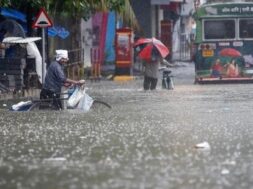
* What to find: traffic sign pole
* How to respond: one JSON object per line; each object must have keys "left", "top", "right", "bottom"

{"left": 32, "top": 8, "right": 53, "bottom": 85}
{"left": 42, "top": 28, "right": 46, "bottom": 84}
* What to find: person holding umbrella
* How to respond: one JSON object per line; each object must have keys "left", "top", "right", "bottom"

{"left": 0, "top": 18, "right": 26, "bottom": 58}
{"left": 143, "top": 48, "right": 162, "bottom": 90}
{"left": 134, "top": 37, "right": 170, "bottom": 90}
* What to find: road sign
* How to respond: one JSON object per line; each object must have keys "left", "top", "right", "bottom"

{"left": 32, "top": 8, "right": 53, "bottom": 84}
{"left": 32, "top": 8, "right": 53, "bottom": 28}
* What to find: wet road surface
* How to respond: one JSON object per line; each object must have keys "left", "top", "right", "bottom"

{"left": 1, "top": 63, "right": 253, "bottom": 189}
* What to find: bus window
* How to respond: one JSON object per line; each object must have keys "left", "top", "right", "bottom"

{"left": 204, "top": 20, "right": 235, "bottom": 40}
{"left": 239, "top": 19, "right": 253, "bottom": 38}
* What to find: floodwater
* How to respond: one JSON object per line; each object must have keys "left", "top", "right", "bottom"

{"left": 1, "top": 63, "right": 253, "bottom": 189}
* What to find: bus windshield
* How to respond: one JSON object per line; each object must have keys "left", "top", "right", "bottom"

{"left": 204, "top": 20, "right": 235, "bottom": 40}
{"left": 239, "top": 19, "right": 253, "bottom": 38}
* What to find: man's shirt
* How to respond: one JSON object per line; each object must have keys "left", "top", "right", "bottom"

{"left": 43, "top": 61, "right": 66, "bottom": 93}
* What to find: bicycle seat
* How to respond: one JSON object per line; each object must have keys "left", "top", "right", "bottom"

{"left": 163, "top": 70, "right": 172, "bottom": 74}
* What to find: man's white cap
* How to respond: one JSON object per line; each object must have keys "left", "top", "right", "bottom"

{"left": 56, "top": 49, "right": 69, "bottom": 61}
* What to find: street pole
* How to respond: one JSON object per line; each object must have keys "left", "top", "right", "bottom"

{"left": 32, "top": 8, "right": 53, "bottom": 85}
{"left": 42, "top": 27, "right": 46, "bottom": 84}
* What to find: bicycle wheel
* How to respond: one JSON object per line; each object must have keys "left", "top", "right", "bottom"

{"left": 27, "top": 102, "right": 42, "bottom": 111}
{"left": 90, "top": 99, "right": 112, "bottom": 112}
{"left": 169, "top": 77, "right": 174, "bottom": 90}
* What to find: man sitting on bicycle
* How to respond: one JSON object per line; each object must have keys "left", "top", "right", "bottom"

{"left": 40, "top": 49, "right": 84, "bottom": 110}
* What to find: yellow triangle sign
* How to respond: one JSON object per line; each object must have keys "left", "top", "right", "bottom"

{"left": 32, "top": 8, "right": 53, "bottom": 28}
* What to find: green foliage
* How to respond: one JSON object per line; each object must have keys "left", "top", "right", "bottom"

{"left": 108, "top": 0, "right": 125, "bottom": 12}
{"left": 0, "top": 0, "right": 126, "bottom": 19}
{"left": 0, "top": 0, "right": 10, "bottom": 6}
{"left": 1, "top": 0, "right": 43, "bottom": 8}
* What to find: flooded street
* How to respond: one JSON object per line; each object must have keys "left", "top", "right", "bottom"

{"left": 1, "top": 63, "right": 253, "bottom": 189}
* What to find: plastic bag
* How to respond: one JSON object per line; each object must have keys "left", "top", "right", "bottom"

{"left": 67, "top": 87, "right": 84, "bottom": 108}
{"left": 10, "top": 101, "right": 33, "bottom": 111}
{"left": 76, "top": 92, "right": 94, "bottom": 112}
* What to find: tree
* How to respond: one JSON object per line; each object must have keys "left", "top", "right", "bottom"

{"left": 1, "top": 0, "right": 127, "bottom": 24}
{"left": 0, "top": 0, "right": 137, "bottom": 69}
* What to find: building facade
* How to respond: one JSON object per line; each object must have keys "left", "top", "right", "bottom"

{"left": 131, "top": 0, "right": 195, "bottom": 61}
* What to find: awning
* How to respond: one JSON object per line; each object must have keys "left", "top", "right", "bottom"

{"left": 0, "top": 8, "right": 26, "bottom": 23}
{"left": 151, "top": 0, "right": 183, "bottom": 5}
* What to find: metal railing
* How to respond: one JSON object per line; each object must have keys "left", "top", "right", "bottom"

{"left": 65, "top": 48, "right": 84, "bottom": 80}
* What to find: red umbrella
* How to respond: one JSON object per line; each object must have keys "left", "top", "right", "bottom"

{"left": 219, "top": 48, "right": 241, "bottom": 57}
{"left": 134, "top": 37, "right": 169, "bottom": 61}
{"left": 134, "top": 38, "right": 152, "bottom": 46}
{"left": 138, "top": 44, "right": 154, "bottom": 60}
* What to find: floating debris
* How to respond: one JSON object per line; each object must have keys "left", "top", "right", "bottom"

{"left": 221, "top": 168, "right": 230, "bottom": 175}
{"left": 43, "top": 157, "right": 66, "bottom": 162}
{"left": 194, "top": 141, "right": 211, "bottom": 149}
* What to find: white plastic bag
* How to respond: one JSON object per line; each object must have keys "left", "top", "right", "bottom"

{"left": 11, "top": 101, "right": 33, "bottom": 111}
{"left": 77, "top": 92, "right": 94, "bottom": 112}
{"left": 67, "top": 87, "right": 84, "bottom": 108}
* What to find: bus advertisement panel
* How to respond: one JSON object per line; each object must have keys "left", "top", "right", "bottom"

{"left": 193, "top": 2, "right": 253, "bottom": 83}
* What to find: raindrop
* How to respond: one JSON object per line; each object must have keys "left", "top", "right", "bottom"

{"left": 43, "top": 157, "right": 67, "bottom": 166}
{"left": 222, "top": 160, "right": 236, "bottom": 166}
{"left": 28, "top": 149, "right": 34, "bottom": 153}
{"left": 223, "top": 107, "right": 230, "bottom": 111}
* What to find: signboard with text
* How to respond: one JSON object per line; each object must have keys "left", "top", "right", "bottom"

{"left": 195, "top": 3, "right": 253, "bottom": 17}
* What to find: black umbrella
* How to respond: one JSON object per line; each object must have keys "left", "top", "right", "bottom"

{"left": 0, "top": 19, "right": 25, "bottom": 39}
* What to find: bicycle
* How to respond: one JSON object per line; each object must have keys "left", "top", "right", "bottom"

{"left": 159, "top": 67, "right": 174, "bottom": 90}
{"left": 28, "top": 97, "right": 111, "bottom": 112}
{"left": 11, "top": 85, "right": 111, "bottom": 112}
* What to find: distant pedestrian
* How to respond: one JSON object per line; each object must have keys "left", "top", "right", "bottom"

{"left": 143, "top": 48, "right": 170, "bottom": 90}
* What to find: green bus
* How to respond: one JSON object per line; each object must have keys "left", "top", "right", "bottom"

{"left": 193, "top": 2, "right": 253, "bottom": 83}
